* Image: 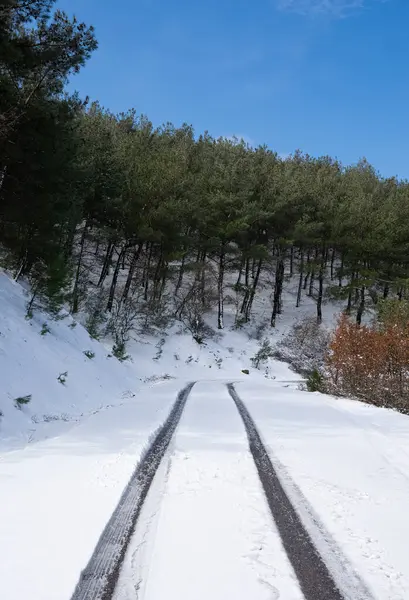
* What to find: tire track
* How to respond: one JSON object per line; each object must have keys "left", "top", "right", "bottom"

{"left": 227, "top": 383, "right": 374, "bottom": 600}
{"left": 71, "top": 382, "right": 195, "bottom": 600}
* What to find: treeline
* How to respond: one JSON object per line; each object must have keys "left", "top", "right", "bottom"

{"left": 2, "top": 1, "right": 409, "bottom": 351}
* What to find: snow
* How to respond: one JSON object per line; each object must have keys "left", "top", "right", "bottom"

{"left": 0, "top": 272, "right": 139, "bottom": 447}
{"left": 0, "top": 380, "right": 183, "bottom": 600}
{"left": 113, "top": 382, "right": 303, "bottom": 600}
{"left": 237, "top": 380, "right": 409, "bottom": 600}
{"left": 1, "top": 269, "right": 409, "bottom": 600}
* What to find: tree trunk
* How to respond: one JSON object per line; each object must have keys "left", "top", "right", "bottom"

{"left": 245, "top": 257, "right": 250, "bottom": 288}
{"left": 383, "top": 284, "right": 389, "bottom": 299}
{"left": 107, "top": 246, "right": 126, "bottom": 312}
{"left": 200, "top": 251, "right": 207, "bottom": 306}
{"left": 152, "top": 247, "right": 164, "bottom": 302}
{"left": 71, "top": 222, "right": 88, "bottom": 314}
{"left": 217, "top": 245, "right": 225, "bottom": 330}
{"left": 356, "top": 286, "right": 365, "bottom": 325}
{"left": 236, "top": 254, "right": 245, "bottom": 288}
{"left": 14, "top": 249, "right": 28, "bottom": 283}
{"left": 144, "top": 243, "right": 153, "bottom": 301}
{"left": 296, "top": 250, "right": 304, "bottom": 308}
{"left": 122, "top": 243, "right": 142, "bottom": 301}
{"left": 317, "top": 249, "right": 325, "bottom": 325}
{"left": 251, "top": 257, "right": 257, "bottom": 280}
{"left": 290, "top": 245, "right": 294, "bottom": 277}
{"left": 97, "top": 241, "right": 114, "bottom": 287}
{"left": 338, "top": 253, "right": 344, "bottom": 287}
{"left": 26, "top": 286, "right": 38, "bottom": 315}
{"left": 308, "top": 267, "right": 315, "bottom": 297}
{"left": 345, "top": 273, "right": 355, "bottom": 314}
{"left": 240, "top": 256, "right": 253, "bottom": 314}
{"left": 330, "top": 248, "right": 336, "bottom": 280}
{"left": 0, "top": 165, "right": 7, "bottom": 192}
{"left": 271, "top": 257, "right": 284, "bottom": 327}
{"left": 175, "top": 253, "right": 186, "bottom": 294}
{"left": 245, "top": 259, "right": 263, "bottom": 322}
{"left": 303, "top": 250, "right": 311, "bottom": 290}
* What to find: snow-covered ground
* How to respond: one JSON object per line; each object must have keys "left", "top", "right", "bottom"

{"left": 0, "top": 380, "right": 183, "bottom": 600}
{"left": 237, "top": 381, "right": 409, "bottom": 599}
{"left": 0, "top": 272, "right": 139, "bottom": 447}
{"left": 2, "top": 270, "right": 409, "bottom": 600}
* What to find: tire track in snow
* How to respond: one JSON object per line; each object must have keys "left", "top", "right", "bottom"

{"left": 227, "top": 383, "right": 375, "bottom": 600}
{"left": 70, "top": 382, "right": 195, "bottom": 600}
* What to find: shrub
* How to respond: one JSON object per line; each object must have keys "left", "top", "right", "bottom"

{"left": 274, "top": 316, "right": 331, "bottom": 375}
{"left": 154, "top": 338, "right": 166, "bottom": 361}
{"left": 14, "top": 394, "right": 32, "bottom": 409}
{"left": 306, "top": 369, "right": 326, "bottom": 392}
{"left": 106, "top": 297, "right": 138, "bottom": 359}
{"left": 40, "top": 323, "right": 51, "bottom": 336}
{"left": 251, "top": 338, "right": 274, "bottom": 369}
{"left": 85, "top": 288, "right": 108, "bottom": 340}
{"left": 57, "top": 371, "right": 68, "bottom": 385}
{"left": 112, "top": 342, "right": 130, "bottom": 362}
{"left": 176, "top": 286, "right": 216, "bottom": 344}
{"left": 83, "top": 350, "right": 95, "bottom": 359}
{"left": 326, "top": 313, "right": 409, "bottom": 412}
{"left": 377, "top": 298, "right": 409, "bottom": 329}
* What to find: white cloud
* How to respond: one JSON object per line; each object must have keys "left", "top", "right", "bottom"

{"left": 276, "top": 0, "right": 385, "bottom": 17}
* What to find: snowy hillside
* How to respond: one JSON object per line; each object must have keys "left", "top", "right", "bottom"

{"left": 0, "top": 267, "right": 341, "bottom": 446}
{"left": 0, "top": 272, "right": 140, "bottom": 446}
{"left": 0, "top": 268, "right": 299, "bottom": 446}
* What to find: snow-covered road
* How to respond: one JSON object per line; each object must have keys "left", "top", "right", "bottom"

{"left": 1, "top": 379, "right": 409, "bottom": 600}
{"left": 113, "top": 382, "right": 303, "bottom": 600}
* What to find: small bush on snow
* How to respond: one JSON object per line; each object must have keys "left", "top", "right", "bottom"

{"left": 83, "top": 350, "right": 95, "bottom": 359}
{"left": 154, "top": 338, "right": 166, "bottom": 361}
{"left": 274, "top": 316, "right": 331, "bottom": 376}
{"left": 112, "top": 342, "right": 130, "bottom": 362}
{"left": 175, "top": 286, "right": 216, "bottom": 344}
{"left": 57, "top": 371, "right": 68, "bottom": 385}
{"left": 40, "top": 322, "right": 51, "bottom": 336}
{"left": 14, "top": 394, "right": 32, "bottom": 409}
{"left": 251, "top": 338, "right": 274, "bottom": 369}
{"left": 306, "top": 368, "right": 326, "bottom": 393}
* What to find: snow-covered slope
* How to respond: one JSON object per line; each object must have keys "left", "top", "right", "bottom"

{"left": 0, "top": 268, "right": 339, "bottom": 446}
{"left": 0, "top": 272, "right": 138, "bottom": 447}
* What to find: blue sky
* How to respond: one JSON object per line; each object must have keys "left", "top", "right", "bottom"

{"left": 59, "top": 0, "right": 409, "bottom": 179}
